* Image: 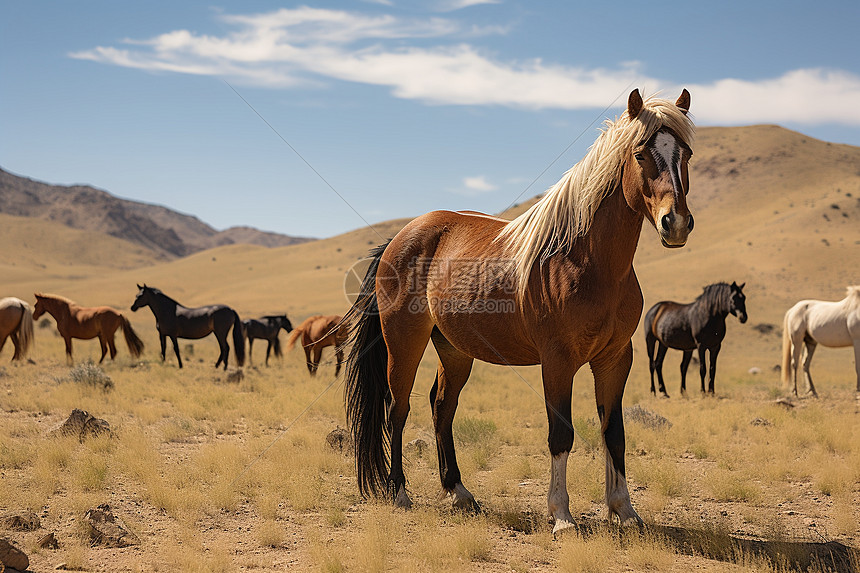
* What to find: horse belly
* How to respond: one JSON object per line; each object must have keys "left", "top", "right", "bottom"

{"left": 807, "top": 319, "right": 852, "bottom": 348}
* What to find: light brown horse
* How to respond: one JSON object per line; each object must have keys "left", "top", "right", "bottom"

{"left": 0, "top": 297, "right": 35, "bottom": 361}
{"left": 344, "top": 89, "right": 695, "bottom": 532}
{"left": 286, "top": 314, "right": 348, "bottom": 376}
{"left": 33, "top": 293, "right": 144, "bottom": 363}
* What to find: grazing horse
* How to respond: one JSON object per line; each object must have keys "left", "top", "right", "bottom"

{"left": 343, "top": 89, "right": 695, "bottom": 531}
{"left": 32, "top": 293, "right": 144, "bottom": 363}
{"left": 286, "top": 315, "right": 348, "bottom": 376}
{"left": 644, "top": 282, "right": 747, "bottom": 397}
{"left": 130, "top": 284, "right": 245, "bottom": 370}
{"left": 782, "top": 286, "right": 860, "bottom": 397}
{"left": 0, "top": 297, "right": 35, "bottom": 361}
{"left": 243, "top": 315, "right": 293, "bottom": 366}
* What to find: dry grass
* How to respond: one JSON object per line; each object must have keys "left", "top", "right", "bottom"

{"left": 1, "top": 124, "right": 859, "bottom": 571}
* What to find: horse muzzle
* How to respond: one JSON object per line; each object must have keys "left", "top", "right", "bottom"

{"left": 658, "top": 210, "right": 693, "bottom": 248}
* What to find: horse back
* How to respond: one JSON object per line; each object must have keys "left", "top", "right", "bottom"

{"left": 647, "top": 301, "right": 697, "bottom": 350}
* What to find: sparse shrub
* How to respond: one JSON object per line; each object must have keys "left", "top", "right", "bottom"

{"left": 67, "top": 360, "right": 114, "bottom": 390}
{"left": 454, "top": 416, "right": 497, "bottom": 445}
{"left": 256, "top": 519, "right": 285, "bottom": 547}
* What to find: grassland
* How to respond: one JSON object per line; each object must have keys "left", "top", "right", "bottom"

{"left": 1, "top": 125, "right": 859, "bottom": 571}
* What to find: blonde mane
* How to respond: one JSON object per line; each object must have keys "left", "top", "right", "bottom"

{"left": 36, "top": 293, "right": 77, "bottom": 306}
{"left": 845, "top": 285, "right": 860, "bottom": 309}
{"left": 498, "top": 94, "right": 695, "bottom": 302}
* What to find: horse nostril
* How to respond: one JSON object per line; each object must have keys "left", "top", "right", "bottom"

{"left": 687, "top": 214, "right": 694, "bottom": 232}
{"left": 661, "top": 214, "right": 672, "bottom": 233}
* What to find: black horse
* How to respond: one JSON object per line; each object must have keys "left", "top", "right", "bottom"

{"left": 131, "top": 284, "right": 245, "bottom": 370}
{"left": 243, "top": 315, "right": 293, "bottom": 366}
{"left": 644, "top": 282, "right": 747, "bottom": 396}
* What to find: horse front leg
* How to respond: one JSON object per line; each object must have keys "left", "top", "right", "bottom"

{"left": 98, "top": 336, "right": 108, "bottom": 363}
{"left": 654, "top": 343, "right": 669, "bottom": 397}
{"left": 697, "top": 345, "right": 707, "bottom": 394}
{"left": 707, "top": 343, "right": 721, "bottom": 394}
{"left": 159, "top": 333, "right": 167, "bottom": 363}
{"left": 591, "top": 342, "right": 642, "bottom": 526}
{"left": 171, "top": 336, "right": 183, "bottom": 368}
{"left": 540, "top": 358, "right": 579, "bottom": 534}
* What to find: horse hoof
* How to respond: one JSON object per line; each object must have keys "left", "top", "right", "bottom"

{"left": 552, "top": 519, "right": 576, "bottom": 537}
{"left": 448, "top": 484, "right": 480, "bottom": 513}
{"left": 393, "top": 485, "right": 412, "bottom": 509}
{"left": 660, "top": 392, "right": 670, "bottom": 399}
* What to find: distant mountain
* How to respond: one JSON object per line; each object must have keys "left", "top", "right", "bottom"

{"left": 0, "top": 167, "right": 314, "bottom": 258}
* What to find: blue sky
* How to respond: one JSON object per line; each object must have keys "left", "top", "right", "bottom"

{"left": 3, "top": 1, "right": 860, "bottom": 238}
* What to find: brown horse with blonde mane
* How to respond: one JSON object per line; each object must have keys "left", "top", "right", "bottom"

{"left": 33, "top": 293, "right": 144, "bottom": 363}
{"left": 0, "top": 297, "right": 35, "bottom": 361}
{"left": 344, "top": 89, "right": 695, "bottom": 531}
{"left": 286, "top": 315, "right": 348, "bottom": 376}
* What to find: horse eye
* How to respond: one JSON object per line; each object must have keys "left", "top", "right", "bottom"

{"left": 634, "top": 152, "right": 645, "bottom": 162}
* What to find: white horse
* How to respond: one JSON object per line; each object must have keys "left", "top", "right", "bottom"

{"left": 781, "top": 286, "right": 860, "bottom": 396}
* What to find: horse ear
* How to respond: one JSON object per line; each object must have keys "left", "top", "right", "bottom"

{"left": 739, "top": 282, "right": 746, "bottom": 290}
{"left": 731, "top": 281, "right": 738, "bottom": 288}
{"left": 137, "top": 284, "right": 142, "bottom": 290}
{"left": 627, "top": 89, "right": 643, "bottom": 119}
{"left": 676, "top": 88, "right": 690, "bottom": 114}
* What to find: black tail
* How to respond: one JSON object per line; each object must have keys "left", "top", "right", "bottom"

{"left": 344, "top": 240, "right": 392, "bottom": 498}
{"left": 232, "top": 311, "right": 246, "bottom": 367}
{"left": 272, "top": 335, "right": 282, "bottom": 358}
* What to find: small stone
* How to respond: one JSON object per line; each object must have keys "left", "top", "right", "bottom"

{"left": 38, "top": 532, "right": 59, "bottom": 549}
{"left": 1, "top": 510, "right": 40, "bottom": 531}
{"left": 405, "top": 438, "right": 429, "bottom": 457}
{"left": 51, "top": 409, "right": 111, "bottom": 442}
{"left": 85, "top": 504, "right": 139, "bottom": 547}
{"left": 748, "top": 367, "right": 761, "bottom": 375}
{"left": 750, "top": 417, "right": 771, "bottom": 426}
{"left": 325, "top": 427, "right": 352, "bottom": 453}
{"left": 0, "top": 537, "right": 29, "bottom": 571}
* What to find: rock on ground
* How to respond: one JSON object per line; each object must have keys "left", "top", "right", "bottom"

{"left": 0, "top": 537, "right": 29, "bottom": 572}
{"left": 51, "top": 409, "right": 111, "bottom": 442}
{"left": 85, "top": 504, "right": 139, "bottom": 548}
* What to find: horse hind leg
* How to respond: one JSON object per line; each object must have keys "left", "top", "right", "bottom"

{"left": 385, "top": 319, "right": 433, "bottom": 508}
{"left": 311, "top": 345, "right": 323, "bottom": 376}
{"left": 107, "top": 332, "right": 118, "bottom": 360}
{"left": 429, "top": 327, "right": 477, "bottom": 511}
{"left": 645, "top": 331, "right": 658, "bottom": 395}
{"left": 802, "top": 338, "right": 818, "bottom": 398}
{"left": 655, "top": 343, "right": 672, "bottom": 397}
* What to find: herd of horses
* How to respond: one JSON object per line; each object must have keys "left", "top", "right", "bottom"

{"left": 1, "top": 90, "right": 858, "bottom": 530}
{"left": 0, "top": 287, "right": 346, "bottom": 374}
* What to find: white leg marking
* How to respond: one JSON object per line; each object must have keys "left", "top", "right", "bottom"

{"left": 548, "top": 452, "right": 575, "bottom": 535}
{"left": 605, "top": 449, "right": 642, "bottom": 526}
{"left": 447, "top": 482, "right": 478, "bottom": 510}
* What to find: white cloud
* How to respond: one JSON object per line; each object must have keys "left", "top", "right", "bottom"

{"left": 69, "top": 7, "right": 860, "bottom": 126}
{"left": 462, "top": 175, "right": 497, "bottom": 193}
{"left": 436, "top": 0, "right": 501, "bottom": 12}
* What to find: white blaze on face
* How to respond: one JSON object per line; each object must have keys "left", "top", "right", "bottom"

{"left": 649, "top": 130, "right": 684, "bottom": 200}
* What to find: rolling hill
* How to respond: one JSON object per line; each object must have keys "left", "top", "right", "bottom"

{"left": 0, "top": 167, "right": 314, "bottom": 259}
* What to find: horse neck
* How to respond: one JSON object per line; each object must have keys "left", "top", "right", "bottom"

{"left": 568, "top": 184, "right": 643, "bottom": 278}
{"left": 44, "top": 299, "right": 70, "bottom": 320}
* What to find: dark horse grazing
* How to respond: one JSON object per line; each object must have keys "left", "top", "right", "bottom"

{"left": 243, "top": 315, "right": 293, "bottom": 366}
{"left": 343, "top": 90, "right": 695, "bottom": 531}
{"left": 131, "top": 284, "right": 245, "bottom": 370}
{"left": 644, "top": 282, "right": 747, "bottom": 397}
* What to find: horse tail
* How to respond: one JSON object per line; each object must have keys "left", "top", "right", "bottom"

{"left": 781, "top": 307, "right": 793, "bottom": 388}
{"left": 286, "top": 327, "right": 303, "bottom": 351}
{"left": 120, "top": 315, "right": 145, "bottom": 358}
{"left": 272, "top": 335, "right": 283, "bottom": 358}
{"left": 15, "top": 302, "right": 35, "bottom": 360}
{"left": 232, "top": 311, "right": 246, "bottom": 367}
{"left": 344, "top": 240, "right": 392, "bottom": 498}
